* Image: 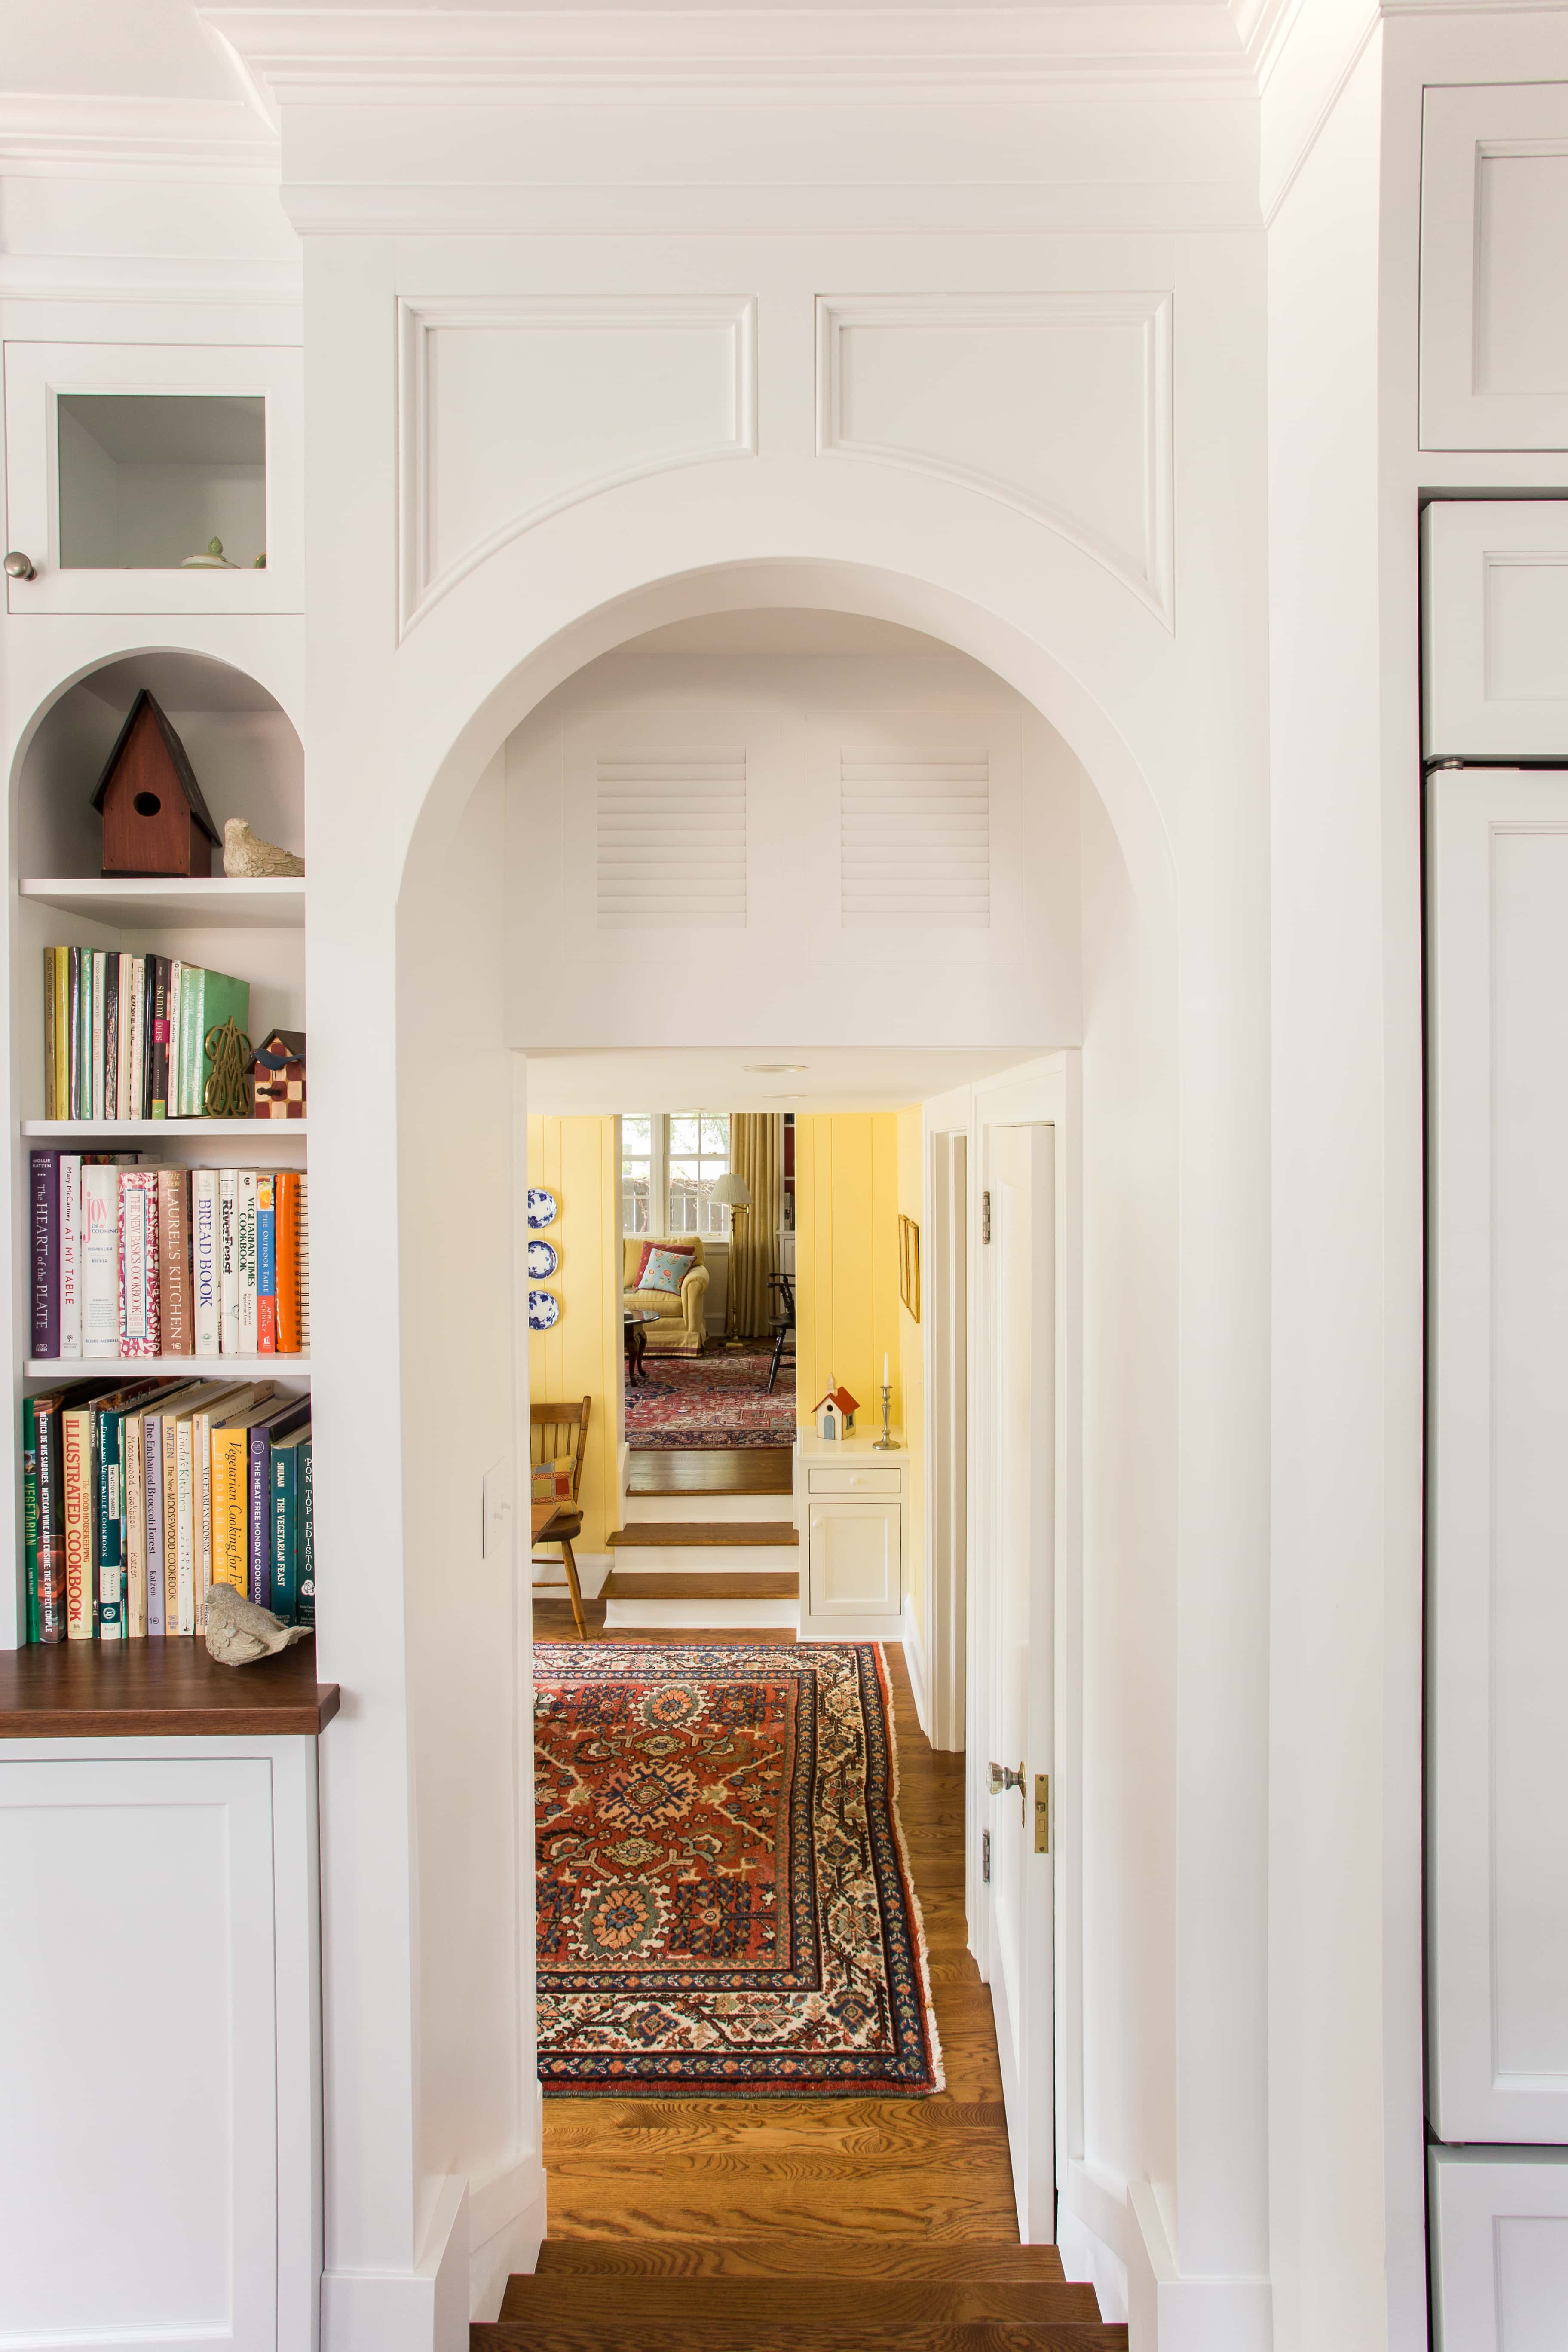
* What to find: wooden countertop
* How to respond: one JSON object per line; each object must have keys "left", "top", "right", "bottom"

{"left": 0, "top": 1635, "right": 340, "bottom": 1738}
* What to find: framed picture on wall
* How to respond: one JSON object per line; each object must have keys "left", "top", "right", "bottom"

{"left": 898, "top": 1214, "right": 921, "bottom": 1323}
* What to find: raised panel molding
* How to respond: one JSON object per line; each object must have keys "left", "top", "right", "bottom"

{"left": 815, "top": 292, "right": 1174, "bottom": 627}
{"left": 397, "top": 295, "right": 756, "bottom": 635}
{"left": 1421, "top": 83, "right": 1568, "bottom": 450}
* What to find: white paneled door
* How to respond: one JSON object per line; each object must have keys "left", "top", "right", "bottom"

{"left": 975, "top": 1122, "right": 1055, "bottom": 2239}
{"left": 1427, "top": 768, "right": 1568, "bottom": 2144}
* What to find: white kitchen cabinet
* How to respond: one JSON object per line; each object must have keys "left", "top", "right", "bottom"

{"left": 0, "top": 1705, "right": 326, "bottom": 2352}
{"left": 1430, "top": 2147, "right": 1568, "bottom": 2352}
{"left": 1427, "top": 766, "right": 1568, "bottom": 2145}
{"left": 1421, "top": 83, "right": 1568, "bottom": 450}
{"left": 1423, "top": 501, "right": 1568, "bottom": 760}
{"left": 3, "top": 341, "right": 303, "bottom": 614}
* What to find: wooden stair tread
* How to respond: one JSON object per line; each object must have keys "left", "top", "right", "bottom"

{"left": 531, "top": 2238, "right": 1067, "bottom": 2281}
{"left": 477, "top": 2324, "right": 1125, "bottom": 2351}
{"left": 602, "top": 1571, "right": 799, "bottom": 1600}
{"left": 501, "top": 2280, "right": 1102, "bottom": 2324}
{"left": 627, "top": 1449, "right": 793, "bottom": 1498}
{"left": 608, "top": 1522, "right": 799, "bottom": 1547}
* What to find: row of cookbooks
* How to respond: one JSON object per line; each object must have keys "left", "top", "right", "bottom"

{"left": 21, "top": 1375, "right": 312, "bottom": 1643}
{"left": 42, "top": 945, "right": 250, "bottom": 1121}
{"left": 30, "top": 1153, "right": 309, "bottom": 1359}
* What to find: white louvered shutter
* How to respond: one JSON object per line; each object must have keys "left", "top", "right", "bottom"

{"left": 839, "top": 753, "right": 990, "bottom": 928}
{"left": 596, "top": 751, "right": 747, "bottom": 928}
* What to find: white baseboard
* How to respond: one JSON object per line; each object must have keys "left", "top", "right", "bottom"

{"left": 531, "top": 1552, "right": 611, "bottom": 1599}
{"left": 603, "top": 1597, "right": 797, "bottom": 1629}
{"left": 467, "top": 2151, "right": 547, "bottom": 2321}
{"left": 1060, "top": 2163, "right": 1272, "bottom": 2351}
{"left": 901, "top": 1605, "right": 931, "bottom": 1738}
{"left": 321, "top": 2175, "right": 469, "bottom": 2352}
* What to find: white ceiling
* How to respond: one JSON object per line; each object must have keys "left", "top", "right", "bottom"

{"left": 523, "top": 1044, "right": 1040, "bottom": 1115}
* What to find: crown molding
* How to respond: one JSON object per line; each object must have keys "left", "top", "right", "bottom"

{"left": 0, "top": 92, "right": 279, "bottom": 180}
{"left": 202, "top": 4, "right": 1258, "bottom": 101}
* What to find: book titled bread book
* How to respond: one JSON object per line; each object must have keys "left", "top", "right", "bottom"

{"left": 192, "top": 1170, "right": 220, "bottom": 1356}
{"left": 117, "top": 1169, "right": 160, "bottom": 1356}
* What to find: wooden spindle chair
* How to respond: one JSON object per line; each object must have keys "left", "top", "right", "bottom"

{"left": 531, "top": 1397, "right": 593, "bottom": 1638}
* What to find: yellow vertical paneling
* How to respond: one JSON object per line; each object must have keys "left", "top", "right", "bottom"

{"left": 527, "top": 1113, "right": 619, "bottom": 1550}
{"left": 794, "top": 1112, "right": 903, "bottom": 1441}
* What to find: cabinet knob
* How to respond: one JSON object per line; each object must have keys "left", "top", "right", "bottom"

{"left": 4, "top": 551, "right": 37, "bottom": 581}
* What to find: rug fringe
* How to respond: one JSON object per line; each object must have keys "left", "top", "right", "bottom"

{"left": 873, "top": 1642, "right": 947, "bottom": 2096}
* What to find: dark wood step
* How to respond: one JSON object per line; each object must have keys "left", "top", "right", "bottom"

{"left": 500, "top": 2279, "right": 1103, "bottom": 2327}
{"left": 628, "top": 1449, "right": 794, "bottom": 1498}
{"left": 532, "top": 2237, "right": 1067, "bottom": 2281}
{"left": 608, "top": 1522, "right": 799, "bottom": 1548}
{"left": 602, "top": 1571, "right": 799, "bottom": 1600}
{"left": 477, "top": 2321, "right": 1124, "bottom": 2352}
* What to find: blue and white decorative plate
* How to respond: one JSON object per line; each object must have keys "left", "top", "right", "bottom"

{"left": 527, "top": 1288, "right": 560, "bottom": 1331}
{"left": 527, "top": 1239, "right": 559, "bottom": 1279}
{"left": 527, "top": 1187, "right": 559, "bottom": 1230}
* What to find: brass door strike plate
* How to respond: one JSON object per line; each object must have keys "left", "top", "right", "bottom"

{"left": 1034, "top": 1773, "right": 1050, "bottom": 1854}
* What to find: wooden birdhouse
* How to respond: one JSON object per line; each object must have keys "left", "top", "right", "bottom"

{"left": 812, "top": 1383, "right": 859, "bottom": 1440}
{"left": 251, "top": 1028, "right": 306, "bottom": 1120}
{"left": 90, "top": 690, "right": 220, "bottom": 878}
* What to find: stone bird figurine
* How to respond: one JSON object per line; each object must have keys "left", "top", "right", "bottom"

{"left": 224, "top": 818, "right": 304, "bottom": 879}
{"left": 205, "top": 1581, "right": 312, "bottom": 1666}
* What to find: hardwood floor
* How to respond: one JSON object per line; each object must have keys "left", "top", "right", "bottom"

{"left": 625, "top": 1447, "right": 794, "bottom": 1498}
{"left": 493, "top": 1607, "right": 1128, "bottom": 2347}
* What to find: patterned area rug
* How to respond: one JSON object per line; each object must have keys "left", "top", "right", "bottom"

{"left": 534, "top": 1642, "right": 943, "bottom": 2097}
{"left": 625, "top": 1343, "right": 796, "bottom": 1449}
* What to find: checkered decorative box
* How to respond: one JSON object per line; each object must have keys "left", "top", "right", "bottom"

{"left": 251, "top": 1028, "right": 306, "bottom": 1120}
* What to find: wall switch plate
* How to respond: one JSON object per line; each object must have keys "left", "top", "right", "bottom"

{"left": 482, "top": 1456, "right": 514, "bottom": 1560}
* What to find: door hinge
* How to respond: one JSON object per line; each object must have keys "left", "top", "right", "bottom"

{"left": 1034, "top": 1773, "right": 1050, "bottom": 1855}
{"left": 981, "top": 1188, "right": 991, "bottom": 1243}
{"left": 981, "top": 1828, "right": 992, "bottom": 1884}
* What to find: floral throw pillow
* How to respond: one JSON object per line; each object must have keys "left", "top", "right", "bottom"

{"left": 637, "top": 1245, "right": 695, "bottom": 1298}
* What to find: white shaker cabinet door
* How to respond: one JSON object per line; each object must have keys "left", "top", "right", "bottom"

{"left": 1427, "top": 767, "right": 1568, "bottom": 2144}
{"left": 807, "top": 1501, "right": 902, "bottom": 1618}
{"left": 1424, "top": 500, "right": 1568, "bottom": 759}
{"left": 0, "top": 1752, "right": 281, "bottom": 2350}
{"left": 1430, "top": 2148, "right": 1568, "bottom": 2352}
{"left": 1421, "top": 82, "right": 1568, "bottom": 449}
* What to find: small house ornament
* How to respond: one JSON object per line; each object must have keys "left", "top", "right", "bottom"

{"left": 812, "top": 1382, "right": 859, "bottom": 1441}
{"left": 90, "top": 689, "right": 220, "bottom": 879}
{"left": 251, "top": 1029, "right": 306, "bottom": 1120}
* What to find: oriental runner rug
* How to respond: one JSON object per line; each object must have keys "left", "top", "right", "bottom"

{"left": 534, "top": 1642, "right": 943, "bottom": 2097}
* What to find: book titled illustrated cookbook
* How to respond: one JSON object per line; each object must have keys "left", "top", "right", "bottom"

{"left": 18, "top": 1373, "right": 316, "bottom": 1644}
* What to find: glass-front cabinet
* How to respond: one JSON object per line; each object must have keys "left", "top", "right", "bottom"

{"left": 4, "top": 342, "right": 302, "bottom": 614}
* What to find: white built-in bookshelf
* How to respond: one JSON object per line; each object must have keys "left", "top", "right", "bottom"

{"left": 6, "top": 646, "right": 309, "bottom": 1648}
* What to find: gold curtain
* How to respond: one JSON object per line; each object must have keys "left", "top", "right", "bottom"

{"left": 729, "top": 1113, "right": 783, "bottom": 1339}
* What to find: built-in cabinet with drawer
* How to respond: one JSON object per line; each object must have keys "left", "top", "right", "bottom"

{"left": 1425, "top": 505, "right": 1568, "bottom": 2344}
{"left": 795, "top": 1435, "right": 906, "bottom": 1638}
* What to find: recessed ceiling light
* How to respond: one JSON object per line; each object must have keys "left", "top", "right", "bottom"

{"left": 770, "top": 1093, "right": 808, "bottom": 1100}
{"left": 745, "top": 1063, "right": 808, "bottom": 1073}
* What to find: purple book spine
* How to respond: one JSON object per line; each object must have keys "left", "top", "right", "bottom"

{"left": 248, "top": 1424, "right": 271, "bottom": 1606}
{"left": 30, "top": 1151, "right": 59, "bottom": 1359}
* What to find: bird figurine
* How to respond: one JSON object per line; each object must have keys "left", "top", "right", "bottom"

{"left": 224, "top": 817, "right": 304, "bottom": 878}
{"left": 204, "top": 1581, "right": 311, "bottom": 1667}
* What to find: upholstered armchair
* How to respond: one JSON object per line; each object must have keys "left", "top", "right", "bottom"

{"left": 622, "top": 1236, "right": 710, "bottom": 1354}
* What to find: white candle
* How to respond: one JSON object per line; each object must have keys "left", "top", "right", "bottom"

{"left": 883, "top": 1352, "right": 889, "bottom": 1389}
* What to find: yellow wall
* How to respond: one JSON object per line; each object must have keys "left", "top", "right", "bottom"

{"left": 795, "top": 1112, "right": 904, "bottom": 1436}
{"left": 526, "top": 1115, "right": 622, "bottom": 1552}
{"left": 896, "top": 1106, "right": 926, "bottom": 1625}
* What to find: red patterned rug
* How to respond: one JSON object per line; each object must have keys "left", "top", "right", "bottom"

{"left": 534, "top": 1643, "right": 942, "bottom": 2096}
{"left": 625, "top": 1343, "right": 796, "bottom": 1450}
